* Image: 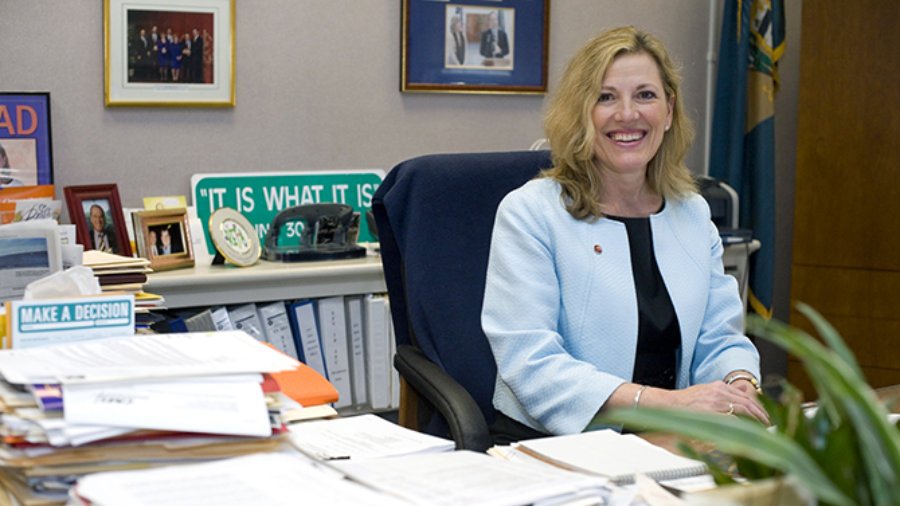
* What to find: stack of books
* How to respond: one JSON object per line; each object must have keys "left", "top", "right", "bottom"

{"left": 82, "top": 250, "right": 152, "bottom": 296}
{"left": 81, "top": 250, "right": 163, "bottom": 329}
{"left": 0, "top": 330, "right": 333, "bottom": 505}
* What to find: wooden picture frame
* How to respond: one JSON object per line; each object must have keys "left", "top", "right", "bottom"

{"left": 133, "top": 208, "right": 194, "bottom": 271}
{"left": 0, "top": 92, "right": 54, "bottom": 187}
{"left": 401, "top": 0, "right": 550, "bottom": 94}
{"left": 103, "top": 0, "right": 235, "bottom": 107}
{"left": 64, "top": 184, "right": 133, "bottom": 257}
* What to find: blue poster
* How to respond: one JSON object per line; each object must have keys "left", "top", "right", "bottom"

{"left": 0, "top": 92, "right": 53, "bottom": 187}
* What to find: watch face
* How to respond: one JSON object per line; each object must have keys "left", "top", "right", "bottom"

{"left": 209, "top": 207, "right": 260, "bottom": 267}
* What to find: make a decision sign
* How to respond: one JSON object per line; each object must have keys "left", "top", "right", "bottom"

{"left": 191, "top": 170, "right": 384, "bottom": 256}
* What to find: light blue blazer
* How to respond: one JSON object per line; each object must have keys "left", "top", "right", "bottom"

{"left": 481, "top": 178, "right": 760, "bottom": 435}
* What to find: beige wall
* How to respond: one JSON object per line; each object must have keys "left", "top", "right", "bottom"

{"left": 0, "top": 0, "right": 801, "bottom": 375}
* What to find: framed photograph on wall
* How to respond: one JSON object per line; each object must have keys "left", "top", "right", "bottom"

{"left": 133, "top": 208, "right": 194, "bottom": 271}
{"left": 402, "top": 0, "right": 549, "bottom": 94}
{"left": 0, "top": 92, "right": 53, "bottom": 187}
{"left": 64, "top": 184, "right": 133, "bottom": 257}
{"left": 104, "top": 0, "right": 235, "bottom": 107}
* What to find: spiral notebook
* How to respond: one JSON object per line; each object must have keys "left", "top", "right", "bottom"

{"left": 514, "top": 429, "right": 708, "bottom": 485}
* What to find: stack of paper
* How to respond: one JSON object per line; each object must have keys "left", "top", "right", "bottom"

{"left": 70, "top": 452, "right": 404, "bottom": 506}
{"left": 0, "top": 330, "right": 303, "bottom": 505}
{"left": 286, "top": 416, "right": 610, "bottom": 504}
{"left": 64, "top": 436, "right": 611, "bottom": 506}
{"left": 74, "top": 453, "right": 408, "bottom": 506}
{"left": 82, "top": 250, "right": 162, "bottom": 315}
{"left": 330, "top": 450, "right": 611, "bottom": 506}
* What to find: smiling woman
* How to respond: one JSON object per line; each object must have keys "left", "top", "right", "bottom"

{"left": 591, "top": 53, "right": 673, "bottom": 204}
{"left": 481, "top": 26, "right": 765, "bottom": 445}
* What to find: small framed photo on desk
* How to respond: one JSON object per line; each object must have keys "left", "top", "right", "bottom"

{"left": 64, "top": 183, "right": 133, "bottom": 258}
{"left": 133, "top": 208, "right": 194, "bottom": 271}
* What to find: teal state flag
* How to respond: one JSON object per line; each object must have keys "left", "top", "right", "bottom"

{"left": 709, "top": 0, "right": 785, "bottom": 319}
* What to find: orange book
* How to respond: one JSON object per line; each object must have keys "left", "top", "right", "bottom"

{"left": 269, "top": 363, "right": 339, "bottom": 407}
{"left": 262, "top": 344, "right": 339, "bottom": 406}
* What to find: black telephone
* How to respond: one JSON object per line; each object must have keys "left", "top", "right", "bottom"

{"left": 263, "top": 203, "right": 365, "bottom": 262}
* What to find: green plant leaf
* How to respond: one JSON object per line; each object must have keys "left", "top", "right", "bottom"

{"left": 748, "top": 311, "right": 900, "bottom": 506}
{"left": 601, "top": 408, "right": 855, "bottom": 506}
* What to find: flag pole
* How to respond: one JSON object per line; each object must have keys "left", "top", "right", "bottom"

{"left": 703, "top": 0, "right": 719, "bottom": 177}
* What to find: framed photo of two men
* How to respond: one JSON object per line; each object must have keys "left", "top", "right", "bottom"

{"left": 402, "top": 0, "right": 549, "bottom": 94}
{"left": 103, "top": 0, "right": 235, "bottom": 107}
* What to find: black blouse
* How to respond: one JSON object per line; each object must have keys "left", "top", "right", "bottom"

{"left": 606, "top": 214, "right": 681, "bottom": 389}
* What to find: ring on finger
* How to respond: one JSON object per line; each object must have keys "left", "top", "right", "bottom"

{"left": 726, "top": 402, "right": 735, "bottom": 415}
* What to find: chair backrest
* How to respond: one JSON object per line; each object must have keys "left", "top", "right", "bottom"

{"left": 373, "top": 150, "right": 553, "bottom": 427}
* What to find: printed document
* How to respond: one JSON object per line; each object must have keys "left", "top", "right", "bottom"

{"left": 73, "top": 452, "right": 404, "bottom": 506}
{"left": 288, "top": 413, "right": 453, "bottom": 460}
{"left": 0, "top": 330, "right": 299, "bottom": 384}
{"left": 331, "top": 450, "right": 610, "bottom": 506}
{"left": 63, "top": 375, "right": 271, "bottom": 437}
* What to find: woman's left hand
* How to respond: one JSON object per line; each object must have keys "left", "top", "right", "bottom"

{"left": 664, "top": 381, "right": 770, "bottom": 425}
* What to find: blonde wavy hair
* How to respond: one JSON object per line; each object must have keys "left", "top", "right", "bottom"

{"left": 543, "top": 26, "right": 696, "bottom": 220}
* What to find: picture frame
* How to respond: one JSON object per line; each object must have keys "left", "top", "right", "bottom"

{"left": 132, "top": 208, "right": 195, "bottom": 271}
{"left": 63, "top": 184, "right": 133, "bottom": 258}
{"left": 0, "top": 92, "right": 53, "bottom": 187}
{"left": 103, "top": 0, "right": 235, "bottom": 107}
{"left": 401, "top": 0, "right": 550, "bottom": 94}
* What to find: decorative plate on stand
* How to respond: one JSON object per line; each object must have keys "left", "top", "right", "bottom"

{"left": 208, "top": 207, "right": 260, "bottom": 267}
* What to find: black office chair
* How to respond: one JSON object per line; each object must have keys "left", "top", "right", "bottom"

{"left": 372, "top": 150, "right": 553, "bottom": 451}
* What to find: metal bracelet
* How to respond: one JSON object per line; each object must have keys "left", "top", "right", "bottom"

{"left": 633, "top": 385, "right": 648, "bottom": 408}
{"left": 725, "top": 373, "right": 762, "bottom": 394}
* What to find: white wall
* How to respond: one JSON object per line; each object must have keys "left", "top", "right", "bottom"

{"left": 0, "top": 0, "right": 801, "bottom": 375}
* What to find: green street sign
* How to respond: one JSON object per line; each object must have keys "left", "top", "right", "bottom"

{"left": 191, "top": 170, "right": 384, "bottom": 255}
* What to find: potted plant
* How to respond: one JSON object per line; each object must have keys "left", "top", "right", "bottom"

{"left": 602, "top": 303, "right": 900, "bottom": 506}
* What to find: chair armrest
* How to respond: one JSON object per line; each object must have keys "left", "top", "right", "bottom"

{"left": 394, "top": 344, "right": 492, "bottom": 452}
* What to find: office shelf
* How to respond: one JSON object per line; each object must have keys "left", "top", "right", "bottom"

{"left": 145, "top": 254, "right": 386, "bottom": 309}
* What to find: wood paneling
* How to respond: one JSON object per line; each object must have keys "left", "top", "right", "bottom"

{"left": 787, "top": 359, "right": 900, "bottom": 400}
{"left": 790, "top": 266, "right": 900, "bottom": 322}
{"left": 792, "top": 0, "right": 900, "bottom": 271}
{"left": 790, "top": 0, "right": 900, "bottom": 397}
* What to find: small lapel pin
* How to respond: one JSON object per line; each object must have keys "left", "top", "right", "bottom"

{"left": 593, "top": 244, "right": 603, "bottom": 254}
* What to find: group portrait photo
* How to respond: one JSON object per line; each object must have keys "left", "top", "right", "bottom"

{"left": 126, "top": 9, "right": 215, "bottom": 85}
